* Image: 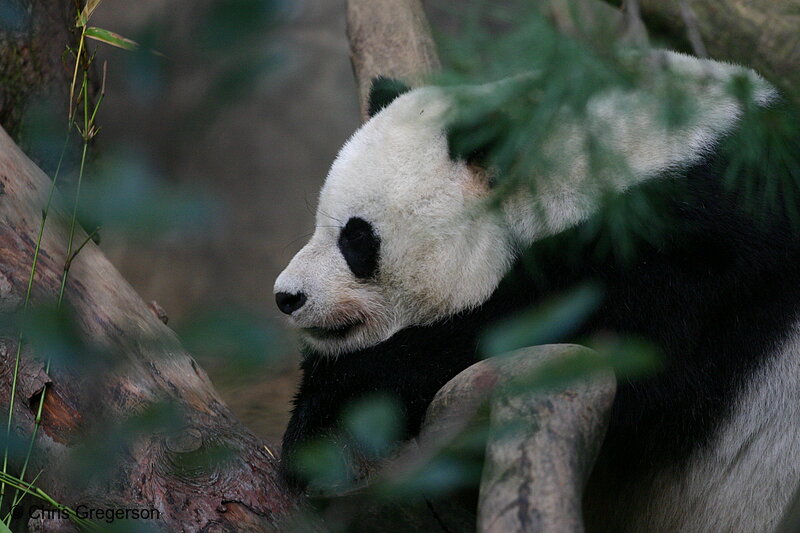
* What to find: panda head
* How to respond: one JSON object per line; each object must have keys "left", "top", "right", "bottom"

{"left": 274, "top": 77, "right": 516, "bottom": 355}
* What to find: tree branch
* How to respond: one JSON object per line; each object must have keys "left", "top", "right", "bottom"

{"left": 633, "top": 0, "right": 800, "bottom": 103}
{"left": 346, "top": 0, "right": 441, "bottom": 122}
{"left": 420, "top": 346, "right": 616, "bottom": 533}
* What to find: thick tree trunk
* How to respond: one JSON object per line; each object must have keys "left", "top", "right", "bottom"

{"left": 0, "top": 126, "right": 308, "bottom": 531}
{"left": 0, "top": 1, "right": 79, "bottom": 146}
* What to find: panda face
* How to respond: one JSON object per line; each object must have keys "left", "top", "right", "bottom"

{"left": 274, "top": 88, "right": 515, "bottom": 355}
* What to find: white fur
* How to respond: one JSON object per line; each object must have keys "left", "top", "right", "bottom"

{"left": 586, "top": 323, "right": 800, "bottom": 533}
{"left": 503, "top": 50, "right": 777, "bottom": 243}
{"left": 274, "top": 50, "right": 777, "bottom": 355}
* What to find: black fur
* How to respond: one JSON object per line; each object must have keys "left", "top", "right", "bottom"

{"left": 367, "top": 77, "right": 411, "bottom": 118}
{"left": 283, "top": 118, "right": 800, "bottom": 490}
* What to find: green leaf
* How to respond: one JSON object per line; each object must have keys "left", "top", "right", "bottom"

{"left": 77, "top": 0, "right": 103, "bottom": 27}
{"left": 85, "top": 27, "right": 138, "bottom": 51}
{"left": 344, "top": 395, "right": 403, "bottom": 456}
{"left": 0, "top": 520, "right": 11, "bottom": 533}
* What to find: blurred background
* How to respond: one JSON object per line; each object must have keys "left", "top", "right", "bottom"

{"left": 89, "top": 0, "right": 362, "bottom": 443}
{"left": 4, "top": 0, "right": 616, "bottom": 452}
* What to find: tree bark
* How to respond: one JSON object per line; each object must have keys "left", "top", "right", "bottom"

{"left": 0, "top": 126, "right": 309, "bottom": 531}
{"left": 346, "top": 0, "right": 441, "bottom": 122}
{"left": 417, "top": 346, "right": 615, "bottom": 533}
{"left": 473, "top": 348, "right": 614, "bottom": 533}
{"left": 0, "top": 1, "right": 80, "bottom": 147}
{"left": 633, "top": 0, "right": 800, "bottom": 103}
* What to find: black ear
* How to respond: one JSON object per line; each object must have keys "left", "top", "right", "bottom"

{"left": 368, "top": 76, "right": 411, "bottom": 117}
{"left": 446, "top": 108, "right": 512, "bottom": 170}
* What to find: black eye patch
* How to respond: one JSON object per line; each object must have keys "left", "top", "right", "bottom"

{"left": 338, "top": 217, "right": 380, "bottom": 279}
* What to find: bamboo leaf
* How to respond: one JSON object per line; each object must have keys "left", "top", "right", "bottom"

{"left": 85, "top": 27, "right": 138, "bottom": 51}
{"left": 0, "top": 520, "right": 10, "bottom": 533}
{"left": 77, "top": 0, "right": 103, "bottom": 27}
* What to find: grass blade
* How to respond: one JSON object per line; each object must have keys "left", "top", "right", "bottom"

{"left": 85, "top": 27, "right": 138, "bottom": 51}
{"left": 77, "top": 0, "right": 103, "bottom": 27}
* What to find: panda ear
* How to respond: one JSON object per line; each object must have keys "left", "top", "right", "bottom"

{"left": 368, "top": 76, "right": 412, "bottom": 117}
{"left": 446, "top": 108, "right": 511, "bottom": 172}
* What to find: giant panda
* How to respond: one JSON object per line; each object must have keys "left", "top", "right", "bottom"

{"left": 274, "top": 50, "right": 800, "bottom": 532}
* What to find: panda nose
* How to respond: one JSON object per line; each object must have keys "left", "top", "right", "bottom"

{"left": 275, "top": 291, "right": 307, "bottom": 315}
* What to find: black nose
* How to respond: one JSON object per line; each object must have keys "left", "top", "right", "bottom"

{"left": 275, "top": 292, "right": 307, "bottom": 315}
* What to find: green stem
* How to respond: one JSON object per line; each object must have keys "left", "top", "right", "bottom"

{"left": 3, "top": 468, "right": 42, "bottom": 523}
{"left": 0, "top": 129, "right": 72, "bottom": 514}
{"left": 2, "top": 8, "right": 109, "bottom": 531}
{"left": 58, "top": 138, "right": 89, "bottom": 304}
{"left": 6, "top": 85, "right": 92, "bottom": 528}
{"left": 6, "top": 72, "right": 95, "bottom": 527}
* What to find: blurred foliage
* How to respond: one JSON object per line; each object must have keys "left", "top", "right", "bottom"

{"left": 75, "top": 150, "right": 216, "bottom": 240}
{"left": 480, "top": 283, "right": 603, "bottom": 357}
{"left": 174, "top": 305, "right": 289, "bottom": 382}
{"left": 720, "top": 82, "right": 800, "bottom": 224}
{"left": 15, "top": 305, "right": 89, "bottom": 372}
{"left": 65, "top": 401, "right": 183, "bottom": 486}
{"left": 343, "top": 396, "right": 403, "bottom": 458}
{"left": 290, "top": 395, "right": 404, "bottom": 493}
{"left": 437, "top": 1, "right": 800, "bottom": 260}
